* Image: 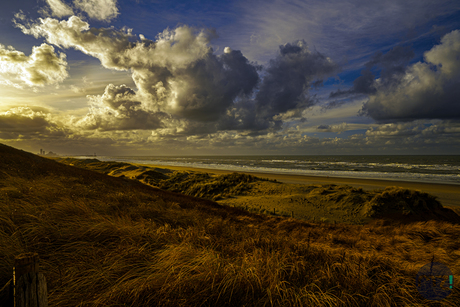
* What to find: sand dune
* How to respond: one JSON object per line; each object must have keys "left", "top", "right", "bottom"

{"left": 54, "top": 157, "right": 460, "bottom": 225}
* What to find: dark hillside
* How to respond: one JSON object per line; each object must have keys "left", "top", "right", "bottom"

{"left": 0, "top": 143, "right": 246, "bottom": 214}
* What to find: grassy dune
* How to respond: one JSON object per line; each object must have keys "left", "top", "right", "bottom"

{"left": 55, "top": 157, "right": 460, "bottom": 225}
{"left": 53, "top": 157, "right": 273, "bottom": 201}
{"left": 0, "top": 146, "right": 459, "bottom": 306}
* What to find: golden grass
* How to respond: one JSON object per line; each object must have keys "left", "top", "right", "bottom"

{"left": 0, "top": 144, "right": 459, "bottom": 306}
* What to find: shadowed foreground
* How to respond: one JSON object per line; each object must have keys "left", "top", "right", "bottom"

{"left": 1, "top": 144, "right": 459, "bottom": 306}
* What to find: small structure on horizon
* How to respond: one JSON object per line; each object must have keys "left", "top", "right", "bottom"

{"left": 38, "top": 149, "right": 58, "bottom": 157}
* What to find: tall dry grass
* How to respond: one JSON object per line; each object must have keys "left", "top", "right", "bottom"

{"left": 0, "top": 145, "right": 459, "bottom": 306}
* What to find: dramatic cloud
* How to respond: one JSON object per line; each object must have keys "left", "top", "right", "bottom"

{"left": 45, "top": 0, "right": 74, "bottom": 18}
{"left": 15, "top": 17, "right": 258, "bottom": 130}
{"left": 0, "top": 107, "right": 67, "bottom": 139}
{"left": 0, "top": 43, "right": 68, "bottom": 87}
{"left": 136, "top": 42, "right": 260, "bottom": 123}
{"left": 15, "top": 16, "right": 130, "bottom": 68}
{"left": 330, "top": 45, "right": 415, "bottom": 97}
{"left": 424, "top": 31, "right": 460, "bottom": 78}
{"left": 77, "top": 84, "right": 166, "bottom": 131}
{"left": 73, "top": 0, "right": 119, "bottom": 22}
{"left": 360, "top": 30, "right": 460, "bottom": 121}
{"left": 15, "top": 16, "right": 340, "bottom": 138}
{"left": 254, "top": 40, "right": 339, "bottom": 128}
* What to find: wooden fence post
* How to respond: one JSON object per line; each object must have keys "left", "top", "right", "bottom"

{"left": 13, "top": 253, "right": 48, "bottom": 307}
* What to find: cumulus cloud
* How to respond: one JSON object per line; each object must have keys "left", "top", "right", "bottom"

{"left": 77, "top": 84, "right": 166, "bottom": 131}
{"left": 73, "top": 0, "right": 119, "bottom": 22}
{"left": 16, "top": 17, "right": 259, "bottom": 128}
{"left": 15, "top": 16, "right": 130, "bottom": 69}
{"left": 15, "top": 16, "right": 340, "bottom": 137}
{"left": 0, "top": 43, "right": 68, "bottom": 87}
{"left": 0, "top": 107, "right": 67, "bottom": 139}
{"left": 362, "top": 120, "right": 460, "bottom": 150}
{"left": 42, "top": 0, "right": 118, "bottom": 21}
{"left": 316, "top": 123, "right": 349, "bottom": 133}
{"left": 360, "top": 30, "right": 460, "bottom": 121}
{"left": 424, "top": 31, "right": 460, "bottom": 78}
{"left": 45, "top": 0, "right": 74, "bottom": 17}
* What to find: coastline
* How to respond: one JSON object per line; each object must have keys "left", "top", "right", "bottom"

{"left": 135, "top": 162, "right": 460, "bottom": 208}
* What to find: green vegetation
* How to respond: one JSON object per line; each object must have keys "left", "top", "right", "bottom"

{"left": 157, "top": 171, "right": 271, "bottom": 201}
{"left": 54, "top": 157, "right": 275, "bottom": 201}
{"left": 1, "top": 145, "right": 459, "bottom": 306}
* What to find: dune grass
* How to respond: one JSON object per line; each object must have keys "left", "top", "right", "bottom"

{"left": 156, "top": 171, "right": 272, "bottom": 201}
{"left": 53, "top": 157, "right": 275, "bottom": 201}
{"left": 1, "top": 146, "right": 459, "bottom": 306}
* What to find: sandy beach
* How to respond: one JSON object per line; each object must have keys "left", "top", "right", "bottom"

{"left": 135, "top": 163, "right": 460, "bottom": 209}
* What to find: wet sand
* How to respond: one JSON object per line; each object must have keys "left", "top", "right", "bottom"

{"left": 135, "top": 163, "right": 460, "bottom": 209}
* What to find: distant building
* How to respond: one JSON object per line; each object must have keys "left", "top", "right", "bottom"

{"left": 38, "top": 149, "right": 58, "bottom": 156}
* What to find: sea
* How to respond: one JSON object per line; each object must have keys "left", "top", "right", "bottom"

{"left": 92, "top": 155, "right": 460, "bottom": 185}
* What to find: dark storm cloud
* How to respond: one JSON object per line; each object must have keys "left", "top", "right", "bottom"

{"left": 368, "top": 45, "right": 415, "bottom": 88}
{"left": 216, "top": 98, "right": 269, "bottom": 132}
{"left": 360, "top": 30, "right": 460, "bottom": 121}
{"left": 160, "top": 48, "right": 260, "bottom": 122}
{"left": 330, "top": 45, "right": 414, "bottom": 98}
{"left": 256, "top": 40, "right": 339, "bottom": 121}
{"left": 216, "top": 41, "right": 339, "bottom": 132}
{"left": 317, "top": 124, "right": 330, "bottom": 130}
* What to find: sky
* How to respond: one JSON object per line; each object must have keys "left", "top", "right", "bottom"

{"left": 1, "top": 0, "right": 460, "bottom": 156}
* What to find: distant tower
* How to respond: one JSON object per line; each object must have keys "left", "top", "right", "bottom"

{"left": 40, "top": 149, "right": 43, "bottom": 155}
